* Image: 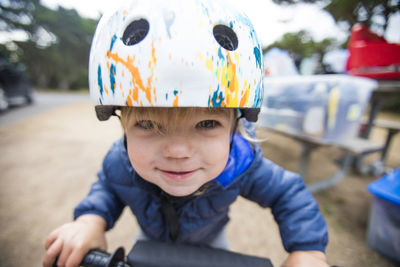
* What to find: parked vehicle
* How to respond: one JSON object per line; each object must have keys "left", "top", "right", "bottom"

{"left": 0, "top": 55, "right": 33, "bottom": 112}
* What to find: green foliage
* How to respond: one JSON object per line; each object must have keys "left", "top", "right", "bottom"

{"left": 324, "top": 0, "right": 399, "bottom": 32}
{"left": 272, "top": 0, "right": 318, "bottom": 4}
{"left": 273, "top": 0, "right": 400, "bottom": 34}
{"left": 0, "top": 0, "right": 40, "bottom": 32}
{"left": 1, "top": 1, "right": 98, "bottom": 90}
{"left": 263, "top": 30, "right": 341, "bottom": 73}
{"left": 264, "top": 30, "right": 339, "bottom": 57}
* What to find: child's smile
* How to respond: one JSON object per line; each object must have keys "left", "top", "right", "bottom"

{"left": 158, "top": 169, "right": 200, "bottom": 181}
{"left": 125, "top": 108, "right": 234, "bottom": 196}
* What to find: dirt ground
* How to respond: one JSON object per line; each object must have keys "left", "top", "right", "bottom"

{"left": 0, "top": 100, "right": 399, "bottom": 266}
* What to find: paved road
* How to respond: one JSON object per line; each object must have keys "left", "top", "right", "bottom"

{"left": 0, "top": 91, "right": 89, "bottom": 127}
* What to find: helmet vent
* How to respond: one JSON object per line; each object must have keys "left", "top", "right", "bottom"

{"left": 122, "top": 19, "right": 150, "bottom": 46}
{"left": 213, "top": 24, "right": 238, "bottom": 51}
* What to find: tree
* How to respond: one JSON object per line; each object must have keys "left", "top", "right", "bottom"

{"left": 264, "top": 30, "right": 340, "bottom": 73}
{"left": 0, "top": 0, "right": 40, "bottom": 33}
{"left": 25, "top": 5, "right": 97, "bottom": 89}
{"left": 272, "top": 0, "right": 400, "bottom": 34}
{"left": 1, "top": 1, "right": 97, "bottom": 89}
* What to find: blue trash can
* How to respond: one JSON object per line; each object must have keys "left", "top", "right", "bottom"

{"left": 367, "top": 167, "right": 400, "bottom": 263}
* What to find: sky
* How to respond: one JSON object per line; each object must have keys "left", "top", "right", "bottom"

{"left": 2, "top": 0, "right": 399, "bottom": 47}
{"left": 40, "top": 0, "right": 350, "bottom": 47}
{"left": 39, "top": 0, "right": 400, "bottom": 46}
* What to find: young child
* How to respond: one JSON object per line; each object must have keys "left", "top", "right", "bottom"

{"left": 43, "top": 0, "right": 329, "bottom": 266}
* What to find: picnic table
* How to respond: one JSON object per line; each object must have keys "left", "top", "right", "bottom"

{"left": 257, "top": 75, "right": 391, "bottom": 192}
{"left": 258, "top": 125, "right": 383, "bottom": 193}
{"left": 361, "top": 80, "right": 400, "bottom": 139}
{"left": 357, "top": 81, "right": 400, "bottom": 175}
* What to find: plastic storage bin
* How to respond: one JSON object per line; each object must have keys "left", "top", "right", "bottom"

{"left": 367, "top": 168, "right": 400, "bottom": 263}
{"left": 257, "top": 75, "right": 377, "bottom": 142}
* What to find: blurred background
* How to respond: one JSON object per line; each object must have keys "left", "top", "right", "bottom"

{"left": 0, "top": 0, "right": 399, "bottom": 96}
{"left": 0, "top": 0, "right": 399, "bottom": 266}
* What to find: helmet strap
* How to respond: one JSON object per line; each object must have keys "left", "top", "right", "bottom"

{"left": 229, "top": 110, "right": 244, "bottom": 152}
{"left": 112, "top": 108, "right": 121, "bottom": 120}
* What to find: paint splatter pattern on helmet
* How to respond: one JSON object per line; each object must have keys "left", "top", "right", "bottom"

{"left": 89, "top": 0, "right": 264, "bottom": 111}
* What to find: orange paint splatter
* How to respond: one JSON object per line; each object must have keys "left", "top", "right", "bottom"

{"left": 107, "top": 43, "right": 157, "bottom": 106}
{"left": 216, "top": 52, "right": 239, "bottom": 107}
{"left": 153, "top": 87, "right": 157, "bottom": 103}
{"left": 173, "top": 93, "right": 179, "bottom": 107}
{"left": 226, "top": 53, "right": 239, "bottom": 106}
{"left": 239, "top": 84, "right": 250, "bottom": 107}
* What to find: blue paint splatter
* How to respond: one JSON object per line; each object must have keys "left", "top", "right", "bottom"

{"left": 163, "top": 10, "right": 175, "bottom": 38}
{"left": 200, "top": 2, "right": 210, "bottom": 17}
{"left": 166, "top": 93, "right": 168, "bottom": 100}
{"left": 237, "top": 13, "right": 253, "bottom": 28}
{"left": 230, "top": 21, "right": 234, "bottom": 28}
{"left": 97, "top": 65, "right": 104, "bottom": 96}
{"left": 209, "top": 86, "right": 225, "bottom": 107}
{"left": 253, "top": 47, "right": 261, "bottom": 69}
{"left": 110, "top": 64, "right": 116, "bottom": 94}
{"left": 252, "top": 82, "right": 263, "bottom": 108}
{"left": 173, "top": 90, "right": 179, "bottom": 96}
{"left": 218, "top": 47, "right": 225, "bottom": 61}
{"left": 110, "top": 34, "right": 117, "bottom": 52}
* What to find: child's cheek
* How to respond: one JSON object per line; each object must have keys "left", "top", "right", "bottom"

{"left": 126, "top": 140, "right": 148, "bottom": 170}
{"left": 203, "top": 137, "right": 230, "bottom": 168}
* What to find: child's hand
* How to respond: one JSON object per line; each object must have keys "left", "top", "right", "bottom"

{"left": 281, "top": 251, "right": 329, "bottom": 267}
{"left": 43, "top": 214, "right": 107, "bottom": 267}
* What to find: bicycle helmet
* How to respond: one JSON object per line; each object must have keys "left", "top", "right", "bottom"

{"left": 89, "top": 0, "right": 264, "bottom": 122}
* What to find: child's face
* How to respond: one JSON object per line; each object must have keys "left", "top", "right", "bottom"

{"left": 125, "top": 108, "right": 233, "bottom": 197}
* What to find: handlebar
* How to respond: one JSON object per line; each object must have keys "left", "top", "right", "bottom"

{"left": 80, "top": 247, "right": 129, "bottom": 267}
{"left": 52, "top": 247, "right": 129, "bottom": 267}
{"left": 53, "top": 240, "right": 274, "bottom": 267}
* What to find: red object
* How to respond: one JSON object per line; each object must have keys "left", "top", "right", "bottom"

{"left": 346, "top": 23, "right": 400, "bottom": 80}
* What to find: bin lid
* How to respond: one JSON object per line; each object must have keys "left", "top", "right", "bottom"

{"left": 367, "top": 167, "right": 400, "bottom": 205}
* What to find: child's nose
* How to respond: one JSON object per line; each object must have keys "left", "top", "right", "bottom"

{"left": 162, "top": 136, "right": 194, "bottom": 159}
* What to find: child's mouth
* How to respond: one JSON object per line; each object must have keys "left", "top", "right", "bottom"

{"left": 160, "top": 169, "right": 197, "bottom": 180}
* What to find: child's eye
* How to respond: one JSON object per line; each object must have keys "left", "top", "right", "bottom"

{"left": 196, "top": 120, "right": 219, "bottom": 129}
{"left": 135, "top": 120, "right": 157, "bottom": 130}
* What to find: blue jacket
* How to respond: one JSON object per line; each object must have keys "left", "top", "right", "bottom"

{"left": 74, "top": 132, "right": 328, "bottom": 252}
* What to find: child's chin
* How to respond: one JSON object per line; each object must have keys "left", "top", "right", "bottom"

{"left": 162, "top": 186, "right": 198, "bottom": 197}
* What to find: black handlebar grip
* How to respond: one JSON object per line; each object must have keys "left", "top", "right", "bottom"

{"left": 81, "top": 247, "right": 129, "bottom": 267}
{"left": 52, "top": 247, "right": 128, "bottom": 267}
{"left": 81, "top": 250, "right": 111, "bottom": 267}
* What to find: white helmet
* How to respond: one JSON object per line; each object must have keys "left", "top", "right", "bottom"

{"left": 89, "top": 0, "right": 264, "bottom": 122}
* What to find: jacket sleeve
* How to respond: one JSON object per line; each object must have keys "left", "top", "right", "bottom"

{"left": 240, "top": 155, "right": 328, "bottom": 253}
{"left": 74, "top": 141, "right": 126, "bottom": 230}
